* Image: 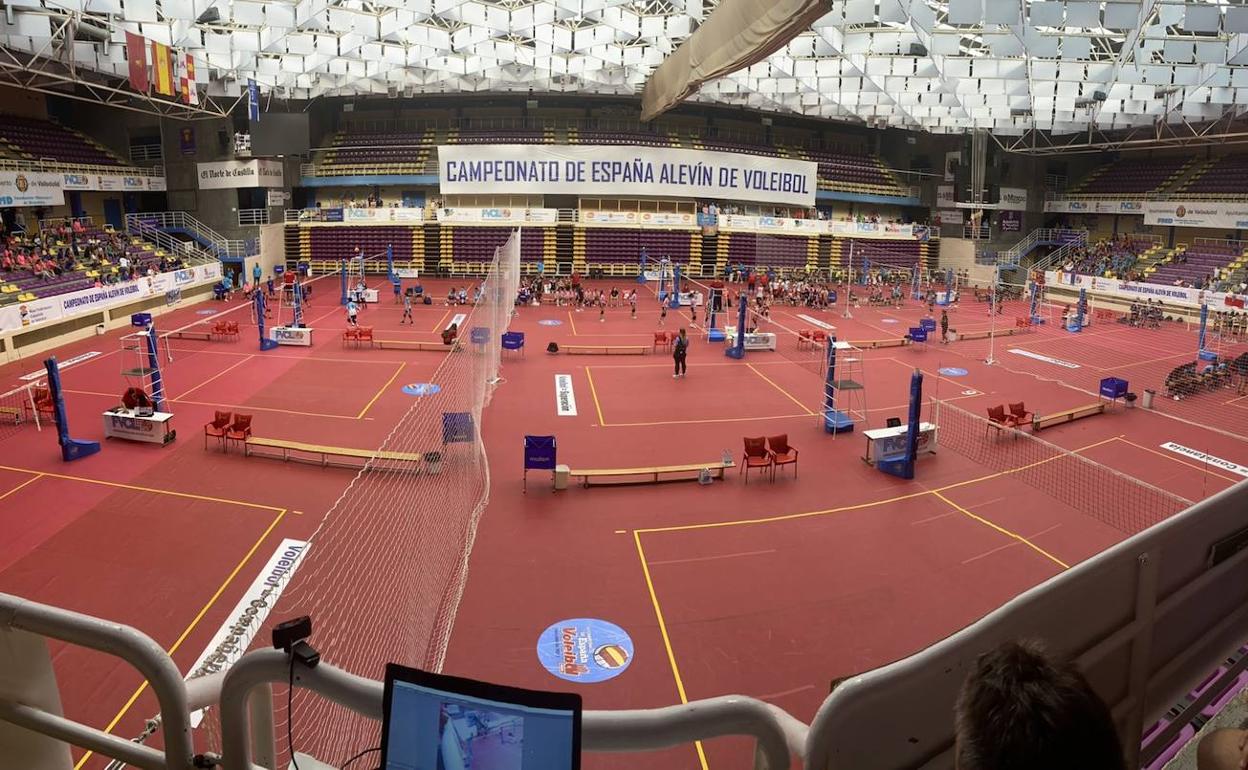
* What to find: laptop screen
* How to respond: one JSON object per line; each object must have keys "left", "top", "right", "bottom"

{"left": 380, "top": 665, "right": 581, "bottom": 770}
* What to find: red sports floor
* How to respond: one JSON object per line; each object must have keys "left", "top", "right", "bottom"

{"left": 1, "top": 275, "right": 1245, "bottom": 770}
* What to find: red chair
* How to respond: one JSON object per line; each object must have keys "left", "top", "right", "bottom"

{"left": 357, "top": 327, "right": 374, "bottom": 346}
{"left": 28, "top": 386, "right": 56, "bottom": 423}
{"left": 741, "top": 436, "right": 773, "bottom": 484}
{"left": 212, "top": 321, "right": 228, "bottom": 337}
{"left": 1008, "top": 402, "right": 1033, "bottom": 426}
{"left": 342, "top": 328, "right": 360, "bottom": 346}
{"left": 767, "top": 434, "right": 798, "bottom": 480}
{"left": 653, "top": 331, "right": 671, "bottom": 352}
{"left": 225, "top": 414, "right": 252, "bottom": 451}
{"left": 797, "top": 329, "right": 813, "bottom": 349}
{"left": 986, "top": 405, "right": 1018, "bottom": 437}
{"left": 204, "top": 410, "right": 231, "bottom": 450}
{"left": 224, "top": 321, "right": 240, "bottom": 340}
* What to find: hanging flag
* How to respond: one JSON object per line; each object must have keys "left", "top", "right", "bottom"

{"left": 125, "top": 32, "right": 148, "bottom": 93}
{"left": 151, "top": 41, "right": 174, "bottom": 96}
{"left": 247, "top": 78, "right": 260, "bottom": 122}
{"left": 185, "top": 54, "right": 198, "bottom": 105}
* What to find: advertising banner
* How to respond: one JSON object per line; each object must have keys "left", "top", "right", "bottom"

{"left": 1044, "top": 270, "right": 1248, "bottom": 309}
{"left": 999, "top": 210, "right": 1023, "bottom": 232}
{"left": 197, "top": 159, "right": 284, "bottom": 189}
{"left": 61, "top": 173, "right": 93, "bottom": 191}
{"left": 1043, "top": 199, "right": 1144, "bottom": 214}
{"left": 0, "top": 262, "right": 221, "bottom": 334}
{"left": 436, "top": 207, "right": 557, "bottom": 225}
{"left": 1143, "top": 201, "right": 1248, "bottom": 230}
{"left": 97, "top": 175, "right": 123, "bottom": 191}
{"left": 0, "top": 171, "right": 64, "bottom": 207}
{"left": 439, "top": 144, "right": 817, "bottom": 207}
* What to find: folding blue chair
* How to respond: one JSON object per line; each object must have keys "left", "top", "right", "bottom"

{"left": 524, "top": 435, "right": 556, "bottom": 492}
{"left": 502, "top": 331, "right": 526, "bottom": 357}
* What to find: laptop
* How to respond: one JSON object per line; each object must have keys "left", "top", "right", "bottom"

{"left": 380, "top": 664, "right": 581, "bottom": 770}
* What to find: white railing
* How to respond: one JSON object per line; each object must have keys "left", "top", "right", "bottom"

{"left": 0, "top": 157, "right": 162, "bottom": 177}
{"left": 37, "top": 215, "right": 94, "bottom": 232}
{"left": 129, "top": 145, "right": 164, "bottom": 164}
{"left": 237, "top": 208, "right": 270, "bottom": 226}
{"left": 125, "top": 212, "right": 255, "bottom": 259}
{"left": 126, "top": 217, "right": 217, "bottom": 265}
{"left": 963, "top": 225, "right": 990, "bottom": 240}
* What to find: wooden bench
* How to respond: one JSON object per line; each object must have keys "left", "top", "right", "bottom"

{"left": 857, "top": 337, "right": 909, "bottom": 349}
{"left": 0, "top": 405, "right": 22, "bottom": 424}
{"left": 244, "top": 436, "right": 425, "bottom": 469}
{"left": 562, "top": 344, "right": 648, "bottom": 355}
{"left": 567, "top": 460, "right": 735, "bottom": 487}
{"left": 1032, "top": 402, "right": 1105, "bottom": 432}
{"left": 374, "top": 339, "right": 459, "bottom": 351}
{"left": 956, "top": 327, "right": 1022, "bottom": 342}
{"left": 167, "top": 330, "right": 214, "bottom": 341}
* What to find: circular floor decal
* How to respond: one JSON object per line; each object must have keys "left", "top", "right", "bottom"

{"left": 537, "top": 618, "right": 634, "bottom": 683}
{"left": 938, "top": 367, "right": 969, "bottom": 377}
{"left": 962, "top": 389, "right": 981, "bottom": 396}
{"left": 880, "top": 318, "right": 899, "bottom": 324}
{"left": 538, "top": 319, "right": 563, "bottom": 326}
{"left": 196, "top": 309, "right": 216, "bottom": 315}
{"left": 401, "top": 383, "right": 441, "bottom": 397}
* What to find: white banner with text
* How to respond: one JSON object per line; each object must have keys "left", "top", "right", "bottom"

{"left": 0, "top": 171, "right": 65, "bottom": 207}
{"left": 438, "top": 144, "right": 817, "bottom": 207}
{"left": 1044, "top": 270, "right": 1248, "bottom": 309}
{"left": 197, "top": 159, "right": 284, "bottom": 189}
{"left": 1143, "top": 201, "right": 1248, "bottom": 230}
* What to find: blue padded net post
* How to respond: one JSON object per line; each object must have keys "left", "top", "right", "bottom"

{"left": 877, "top": 368, "right": 922, "bottom": 479}
{"left": 256, "top": 290, "right": 278, "bottom": 350}
{"left": 292, "top": 281, "right": 304, "bottom": 328}
{"left": 143, "top": 324, "right": 166, "bottom": 412}
{"left": 44, "top": 356, "right": 100, "bottom": 462}
{"left": 1029, "top": 281, "right": 1041, "bottom": 324}
{"left": 910, "top": 266, "right": 922, "bottom": 300}
{"left": 1198, "top": 303, "right": 1209, "bottom": 353}
{"left": 386, "top": 243, "right": 395, "bottom": 283}
{"left": 1076, "top": 287, "right": 1087, "bottom": 326}
{"left": 943, "top": 268, "right": 954, "bottom": 303}
{"left": 339, "top": 260, "right": 348, "bottom": 306}
{"left": 668, "top": 266, "right": 683, "bottom": 309}
{"left": 637, "top": 249, "right": 647, "bottom": 284}
{"left": 725, "top": 293, "right": 747, "bottom": 359}
{"left": 859, "top": 256, "right": 870, "bottom": 285}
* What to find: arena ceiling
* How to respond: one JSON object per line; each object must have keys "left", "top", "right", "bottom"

{"left": 1, "top": 0, "right": 1247, "bottom": 137}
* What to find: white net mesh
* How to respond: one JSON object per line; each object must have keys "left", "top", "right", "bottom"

{"left": 0, "top": 382, "right": 40, "bottom": 441}
{"left": 199, "top": 230, "right": 521, "bottom": 764}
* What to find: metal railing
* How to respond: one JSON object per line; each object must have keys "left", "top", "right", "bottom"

{"left": 0, "top": 157, "right": 162, "bottom": 177}
{"left": 126, "top": 212, "right": 256, "bottom": 259}
{"left": 129, "top": 144, "right": 164, "bottom": 164}
{"left": 126, "top": 217, "right": 217, "bottom": 265}
{"left": 238, "top": 209, "right": 270, "bottom": 226}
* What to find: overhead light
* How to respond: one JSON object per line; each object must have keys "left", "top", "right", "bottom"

{"left": 196, "top": 7, "right": 221, "bottom": 24}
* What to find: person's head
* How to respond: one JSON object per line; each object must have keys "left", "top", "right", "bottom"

{"left": 679, "top": 327, "right": 687, "bottom": 339}
{"left": 954, "top": 640, "right": 1125, "bottom": 770}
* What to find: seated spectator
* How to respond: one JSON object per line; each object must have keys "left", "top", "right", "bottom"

{"left": 954, "top": 639, "right": 1126, "bottom": 770}
{"left": 1197, "top": 729, "right": 1248, "bottom": 770}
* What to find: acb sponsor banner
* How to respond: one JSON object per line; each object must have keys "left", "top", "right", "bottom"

{"left": 1144, "top": 201, "right": 1248, "bottom": 230}
{"left": 270, "top": 326, "right": 313, "bottom": 346}
{"left": 197, "top": 159, "right": 284, "bottom": 189}
{"left": 0, "top": 171, "right": 64, "bottom": 208}
{"left": 440, "top": 144, "right": 817, "bottom": 207}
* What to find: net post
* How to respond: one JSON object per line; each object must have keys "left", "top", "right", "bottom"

{"left": 386, "top": 243, "right": 395, "bottom": 284}
{"left": 668, "top": 265, "right": 683, "bottom": 309}
{"left": 725, "top": 294, "right": 746, "bottom": 359}
{"left": 339, "top": 260, "right": 348, "bottom": 306}
{"left": 26, "top": 384, "right": 41, "bottom": 431}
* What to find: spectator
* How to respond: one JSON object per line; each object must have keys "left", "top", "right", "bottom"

{"left": 954, "top": 640, "right": 1126, "bottom": 770}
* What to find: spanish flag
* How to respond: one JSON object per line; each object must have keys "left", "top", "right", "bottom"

{"left": 151, "top": 41, "right": 174, "bottom": 97}
{"left": 125, "top": 32, "right": 148, "bottom": 93}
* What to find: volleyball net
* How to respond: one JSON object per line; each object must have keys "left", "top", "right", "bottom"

{"left": 932, "top": 399, "right": 1191, "bottom": 535}
{"left": 197, "top": 231, "right": 522, "bottom": 763}
{"left": 0, "top": 382, "right": 41, "bottom": 442}
{"left": 744, "top": 302, "right": 829, "bottom": 379}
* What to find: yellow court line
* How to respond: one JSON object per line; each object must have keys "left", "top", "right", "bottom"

{"left": 567, "top": 309, "right": 579, "bottom": 336}
{"left": 62, "top": 388, "right": 363, "bottom": 421}
{"left": 0, "top": 473, "right": 44, "bottom": 501}
{"left": 357, "top": 362, "right": 406, "bottom": 419}
{"left": 746, "top": 363, "right": 816, "bottom": 415}
{"left": 933, "top": 491, "right": 1069, "bottom": 569}
{"left": 0, "top": 463, "right": 288, "bottom": 513}
{"left": 604, "top": 413, "right": 814, "bottom": 428}
{"left": 175, "top": 355, "right": 254, "bottom": 400}
{"left": 634, "top": 532, "right": 710, "bottom": 770}
{"left": 635, "top": 436, "right": 1121, "bottom": 535}
{"left": 584, "top": 366, "right": 607, "bottom": 426}
{"left": 74, "top": 507, "right": 289, "bottom": 770}
{"left": 430, "top": 309, "right": 451, "bottom": 334}
{"left": 1111, "top": 436, "right": 1243, "bottom": 484}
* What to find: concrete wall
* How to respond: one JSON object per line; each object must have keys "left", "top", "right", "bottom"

{"left": 256, "top": 224, "right": 286, "bottom": 280}
{"left": 936, "top": 237, "right": 995, "bottom": 286}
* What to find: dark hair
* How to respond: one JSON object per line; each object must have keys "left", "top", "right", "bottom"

{"left": 954, "top": 640, "right": 1125, "bottom": 770}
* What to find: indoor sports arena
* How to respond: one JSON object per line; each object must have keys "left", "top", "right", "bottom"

{"left": 2, "top": 1, "right": 1248, "bottom": 769}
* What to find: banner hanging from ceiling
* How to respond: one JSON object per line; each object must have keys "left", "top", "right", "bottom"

{"left": 438, "top": 144, "right": 817, "bottom": 207}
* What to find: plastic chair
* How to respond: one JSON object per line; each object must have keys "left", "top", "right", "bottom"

{"left": 986, "top": 405, "right": 1017, "bottom": 437}
{"left": 767, "top": 434, "right": 798, "bottom": 480}
{"left": 357, "top": 327, "right": 374, "bottom": 346}
{"left": 225, "top": 414, "right": 253, "bottom": 451}
{"left": 1008, "top": 402, "right": 1033, "bottom": 425}
{"left": 204, "top": 410, "right": 231, "bottom": 450}
{"left": 653, "top": 331, "right": 671, "bottom": 352}
{"left": 741, "top": 436, "right": 773, "bottom": 484}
